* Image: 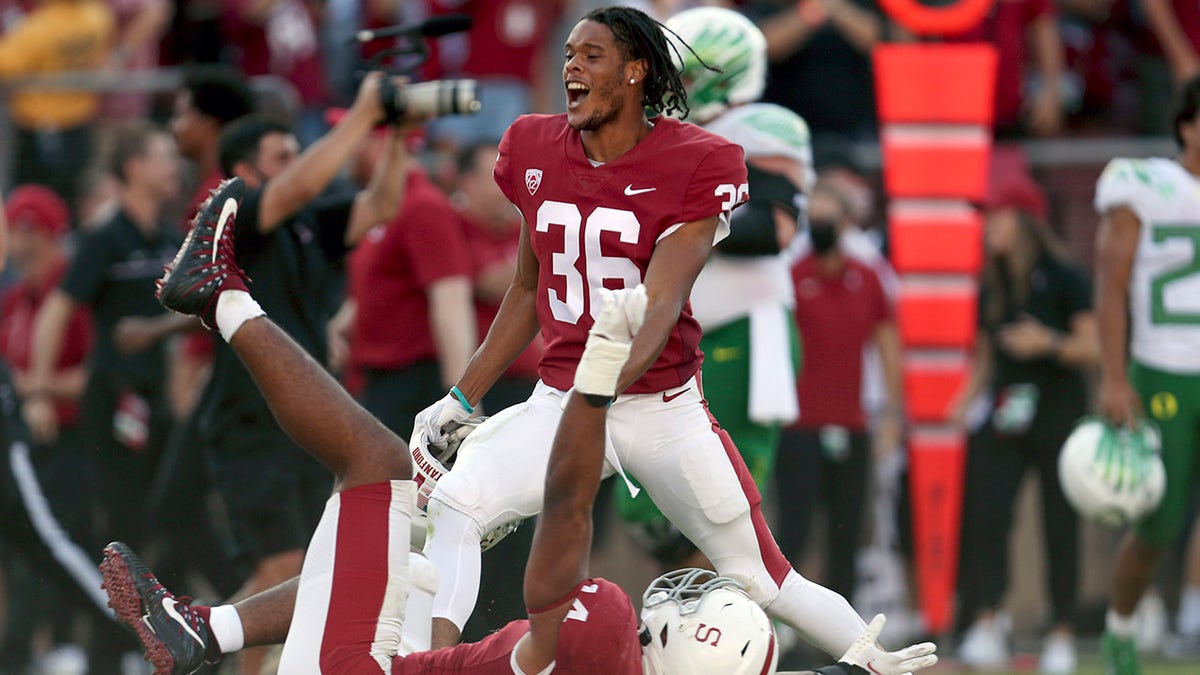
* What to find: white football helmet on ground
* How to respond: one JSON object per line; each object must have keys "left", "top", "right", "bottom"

{"left": 1058, "top": 416, "right": 1166, "bottom": 527}
{"left": 665, "top": 7, "right": 768, "bottom": 125}
{"left": 639, "top": 568, "right": 778, "bottom": 675}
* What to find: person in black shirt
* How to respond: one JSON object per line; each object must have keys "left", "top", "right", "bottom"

{"left": 23, "top": 122, "right": 186, "bottom": 551}
{"left": 948, "top": 175, "right": 1099, "bottom": 672}
{"left": 197, "top": 71, "right": 418, "bottom": 675}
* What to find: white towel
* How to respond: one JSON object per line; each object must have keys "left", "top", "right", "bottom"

{"left": 748, "top": 305, "right": 799, "bottom": 425}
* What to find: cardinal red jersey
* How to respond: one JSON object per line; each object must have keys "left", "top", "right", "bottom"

{"left": 494, "top": 114, "right": 747, "bottom": 394}
{"left": 394, "top": 577, "right": 643, "bottom": 674}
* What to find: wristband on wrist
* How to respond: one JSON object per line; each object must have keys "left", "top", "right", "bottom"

{"left": 450, "top": 385, "right": 474, "bottom": 414}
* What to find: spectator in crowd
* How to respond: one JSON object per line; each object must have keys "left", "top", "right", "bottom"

{"left": 167, "top": 65, "right": 255, "bottom": 416}
{"left": 422, "top": 0, "right": 566, "bottom": 149}
{"left": 745, "top": 0, "right": 901, "bottom": 143}
{"left": 22, "top": 122, "right": 183, "bottom": 555}
{"left": 1094, "top": 75, "right": 1200, "bottom": 675}
{"left": 950, "top": 171, "right": 1098, "bottom": 673}
{"left": 780, "top": 179, "right": 903, "bottom": 603}
{"left": 102, "top": 0, "right": 173, "bottom": 122}
{"left": 0, "top": 185, "right": 99, "bottom": 671}
{"left": 0, "top": 0, "right": 115, "bottom": 210}
{"left": 194, "top": 72, "right": 417, "bottom": 674}
{"left": 454, "top": 139, "right": 543, "bottom": 414}
{"left": 220, "top": 0, "right": 327, "bottom": 144}
{"left": 1143, "top": 0, "right": 1200, "bottom": 86}
{"left": 146, "top": 64, "right": 257, "bottom": 601}
{"left": 946, "top": 0, "right": 1068, "bottom": 137}
{"left": 342, "top": 122, "right": 476, "bottom": 439}
{"left": 448, "top": 138, "right": 541, "bottom": 641}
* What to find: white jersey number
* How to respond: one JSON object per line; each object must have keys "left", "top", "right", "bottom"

{"left": 536, "top": 201, "right": 642, "bottom": 325}
{"left": 1150, "top": 225, "right": 1200, "bottom": 325}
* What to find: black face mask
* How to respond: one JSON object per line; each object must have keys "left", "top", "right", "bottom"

{"left": 809, "top": 219, "right": 839, "bottom": 256}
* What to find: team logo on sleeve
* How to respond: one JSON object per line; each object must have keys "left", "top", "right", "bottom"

{"left": 525, "top": 168, "right": 543, "bottom": 196}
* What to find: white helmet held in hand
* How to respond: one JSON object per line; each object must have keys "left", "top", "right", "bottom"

{"left": 410, "top": 419, "right": 521, "bottom": 551}
{"left": 640, "top": 568, "right": 778, "bottom": 675}
{"left": 665, "top": 7, "right": 768, "bottom": 125}
{"left": 1058, "top": 416, "right": 1166, "bottom": 528}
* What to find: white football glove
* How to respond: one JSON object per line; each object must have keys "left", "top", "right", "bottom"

{"left": 839, "top": 614, "right": 937, "bottom": 675}
{"left": 411, "top": 391, "right": 475, "bottom": 449}
{"left": 574, "top": 285, "right": 648, "bottom": 397}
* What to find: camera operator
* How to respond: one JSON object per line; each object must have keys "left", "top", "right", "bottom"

{"left": 189, "top": 70, "right": 424, "bottom": 675}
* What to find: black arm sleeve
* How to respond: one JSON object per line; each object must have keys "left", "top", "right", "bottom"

{"left": 717, "top": 201, "right": 785, "bottom": 256}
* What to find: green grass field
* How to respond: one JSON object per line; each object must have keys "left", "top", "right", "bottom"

{"left": 930, "top": 653, "right": 1200, "bottom": 674}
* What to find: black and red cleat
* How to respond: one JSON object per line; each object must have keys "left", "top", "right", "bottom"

{"left": 156, "top": 177, "right": 249, "bottom": 329}
{"left": 100, "top": 541, "right": 221, "bottom": 675}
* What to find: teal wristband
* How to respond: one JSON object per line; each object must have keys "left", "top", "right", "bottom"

{"left": 450, "top": 386, "right": 474, "bottom": 414}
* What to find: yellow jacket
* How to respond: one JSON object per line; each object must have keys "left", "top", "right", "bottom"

{"left": 0, "top": 0, "right": 116, "bottom": 129}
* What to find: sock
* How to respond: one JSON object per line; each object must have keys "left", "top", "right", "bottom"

{"left": 1178, "top": 586, "right": 1200, "bottom": 635}
{"left": 209, "top": 605, "right": 245, "bottom": 654}
{"left": 763, "top": 570, "right": 868, "bottom": 659}
{"left": 1107, "top": 608, "right": 1136, "bottom": 638}
{"left": 215, "top": 290, "right": 265, "bottom": 343}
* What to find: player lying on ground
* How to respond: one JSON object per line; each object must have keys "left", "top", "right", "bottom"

{"left": 98, "top": 177, "right": 939, "bottom": 674}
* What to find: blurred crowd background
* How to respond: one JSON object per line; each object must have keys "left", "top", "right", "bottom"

{"left": 1, "top": 0, "right": 1200, "bottom": 673}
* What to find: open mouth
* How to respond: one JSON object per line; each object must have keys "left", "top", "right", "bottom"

{"left": 566, "top": 81, "right": 590, "bottom": 108}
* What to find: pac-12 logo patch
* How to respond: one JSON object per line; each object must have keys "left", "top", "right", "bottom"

{"left": 525, "top": 168, "right": 543, "bottom": 196}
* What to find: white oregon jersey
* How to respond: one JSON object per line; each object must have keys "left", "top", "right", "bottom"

{"left": 1094, "top": 157, "right": 1200, "bottom": 373}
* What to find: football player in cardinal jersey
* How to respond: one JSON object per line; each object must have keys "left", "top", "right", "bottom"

{"left": 100, "top": 184, "right": 937, "bottom": 673}
{"left": 405, "top": 5, "right": 923, "bottom": 671}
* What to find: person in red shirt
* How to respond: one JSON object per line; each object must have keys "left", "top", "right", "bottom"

{"left": 99, "top": 192, "right": 934, "bottom": 672}
{"left": 422, "top": 0, "right": 565, "bottom": 149}
{"left": 1, "top": 186, "right": 92, "bottom": 426}
{"left": 453, "top": 140, "right": 543, "bottom": 414}
{"left": 346, "top": 150, "right": 476, "bottom": 439}
{"left": 779, "top": 180, "right": 903, "bottom": 603}
{"left": 0, "top": 184, "right": 123, "bottom": 669}
{"left": 947, "top": 0, "right": 1067, "bottom": 137}
{"left": 220, "top": 0, "right": 327, "bottom": 143}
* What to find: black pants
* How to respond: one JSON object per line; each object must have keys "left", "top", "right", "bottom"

{"left": 774, "top": 427, "right": 870, "bottom": 600}
{"left": 79, "top": 374, "right": 172, "bottom": 550}
{"left": 361, "top": 361, "right": 443, "bottom": 442}
{"left": 0, "top": 365, "right": 136, "bottom": 670}
{"left": 956, "top": 412, "right": 1080, "bottom": 630}
{"left": 147, "top": 398, "right": 242, "bottom": 597}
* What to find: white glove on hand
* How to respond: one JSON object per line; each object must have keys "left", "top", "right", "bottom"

{"left": 840, "top": 614, "right": 937, "bottom": 675}
{"left": 412, "top": 391, "right": 475, "bottom": 448}
{"left": 574, "top": 285, "right": 648, "bottom": 397}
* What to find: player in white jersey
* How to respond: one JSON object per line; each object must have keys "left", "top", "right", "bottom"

{"left": 1094, "top": 75, "right": 1200, "bottom": 675}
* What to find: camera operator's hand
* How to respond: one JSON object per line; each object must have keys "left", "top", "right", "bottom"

{"left": 350, "top": 71, "right": 389, "bottom": 126}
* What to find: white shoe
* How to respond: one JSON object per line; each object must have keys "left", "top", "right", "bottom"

{"left": 1133, "top": 589, "right": 1168, "bottom": 653}
{"left": 1039, "top": 633, "right": 1077, "bottom": 674}
{"left": 958, "top": 616, "right": 1010, "bottom": 670}
{"left": 34, "top": 644, "right": 87, "bottom": 675}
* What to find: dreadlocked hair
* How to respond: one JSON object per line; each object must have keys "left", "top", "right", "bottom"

{"left": 584, "top": 5, "right": 716, "bottom": 120}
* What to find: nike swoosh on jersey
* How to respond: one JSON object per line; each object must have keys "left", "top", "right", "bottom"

{"left": 211, "top": 197, "right": 238, "bottom": 263}
{"left": 624, "top": 184, "right": 656, "bottom": 196}
{"left": 162, "top": 597, "right": 205, "bottom": 646}
{"left": 662, "top": 387, "right": 690, "bottom": 403}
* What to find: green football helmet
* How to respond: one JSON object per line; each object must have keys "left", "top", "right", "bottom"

{"left": 666, "top": 7, "right": 768, "bottom": 125}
